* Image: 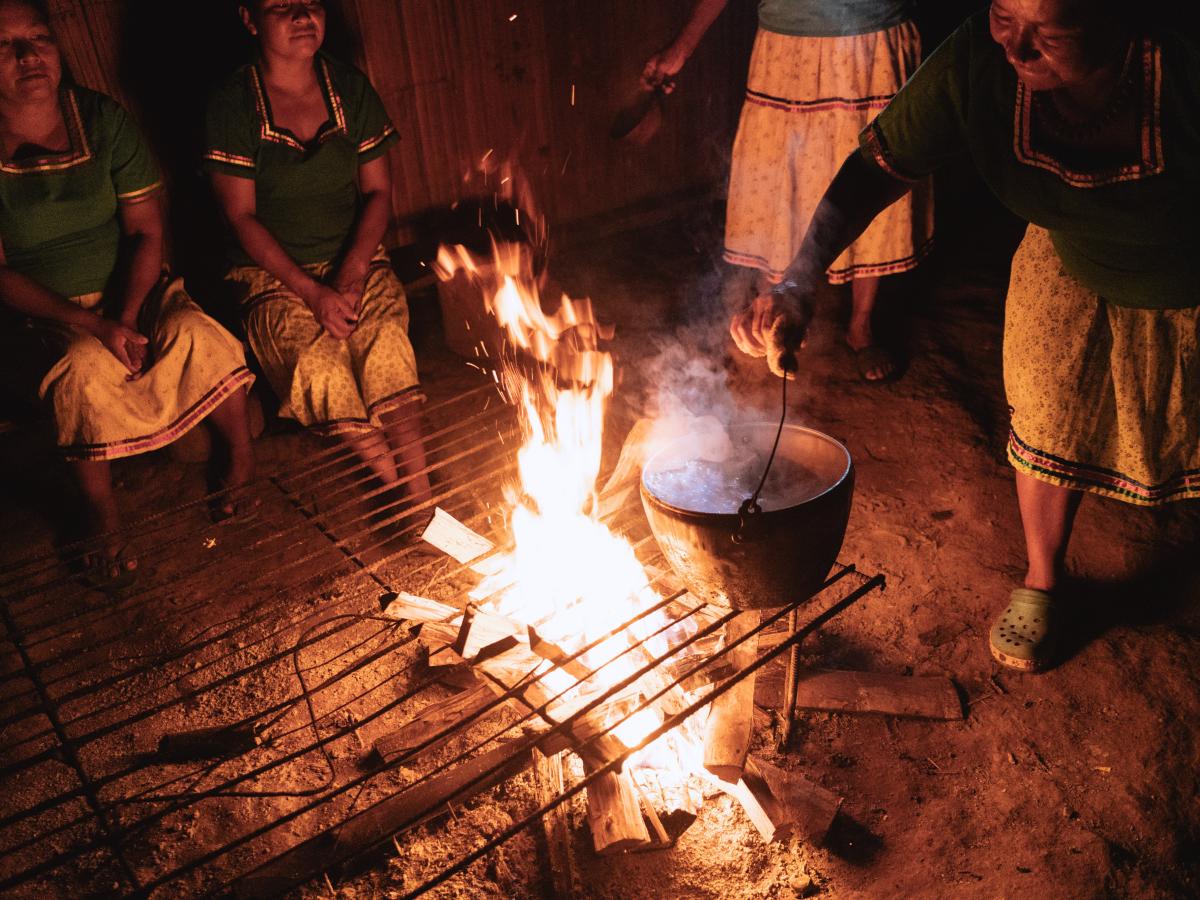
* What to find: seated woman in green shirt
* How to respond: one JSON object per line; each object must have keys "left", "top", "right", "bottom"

{"left": 0, "top": 0, "right": 256, "bottom": 587}
{"left": 730, "top": 1, "right": 1198, "bottom": 671}
{"left": 204, "top": 0, "right": 431, "bottom": 511}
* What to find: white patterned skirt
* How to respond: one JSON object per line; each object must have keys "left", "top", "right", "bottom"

{"left": 724, "top": 22, "right": 934, "bottom": 284}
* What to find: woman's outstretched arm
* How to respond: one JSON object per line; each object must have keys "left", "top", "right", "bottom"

{"left": 730, "top": 150, "right": 913, "bottom": 374}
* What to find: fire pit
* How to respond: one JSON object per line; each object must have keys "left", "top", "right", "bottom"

{"left": 0, "top": 205, "right": 963, "bottom": 898}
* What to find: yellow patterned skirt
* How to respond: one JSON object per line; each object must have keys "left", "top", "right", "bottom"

{"left": 227, "top": 248, "right": 421, "bottom": 437}
{"left": 38, "top": 277, "right": 253, "bottom": 461}
{"left": 724, "top": 23, "right": 934, "bottom": 284}
{"left": 1004, "top": 225, "right": 1200, "bottom": 505}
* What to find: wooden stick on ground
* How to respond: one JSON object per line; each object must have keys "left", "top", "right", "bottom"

{"left": 703, "top": 611, "right": 760, "bottom": 782}
{"left": 372, "top": 682, "right": 515, "bottom": 766}
{"left": 235, "top": 739, "right": 536, "bottom": 898}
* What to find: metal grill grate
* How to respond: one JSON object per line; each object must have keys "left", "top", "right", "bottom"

{"left": 0, "top": 377, "right": 883, "bottom": 897}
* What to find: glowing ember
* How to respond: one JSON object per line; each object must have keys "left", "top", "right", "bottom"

{"left": 435, "top": 230, "right": 703, "bottom": 777}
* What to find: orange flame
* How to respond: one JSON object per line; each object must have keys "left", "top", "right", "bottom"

{"left": 435, "top": 234, "right": 703, "bottom": 777}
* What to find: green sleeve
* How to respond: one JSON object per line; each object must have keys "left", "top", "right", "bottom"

{"left": 107, "top": 99, "right": 162, "bottom": 203}
{"left": 202, "top": 73, "right": 258, "bottom": 179}
{"left": 349, "top": 70, "right": 398, "bottom": 163}
{"left": 859, "top": 14, "right": 975, "bottom": 180}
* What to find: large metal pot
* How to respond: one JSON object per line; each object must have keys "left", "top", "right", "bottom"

{"left": 640, "top": 423, "right": 853, "bottom": 610}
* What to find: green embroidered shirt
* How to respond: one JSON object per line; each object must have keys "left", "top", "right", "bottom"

{"left": 203, "top": 53, "right": 398, "bottom": 267}
{"left": 861, "top": 12, "right": 1200, "bottom": 309}
{"left": 0, "top": 87, "right": 162, "bottom": 299}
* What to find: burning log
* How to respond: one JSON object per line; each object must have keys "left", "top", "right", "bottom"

{"left": 584, "top": 762, "right": 652, "bottom": 854}
{"left": 382, "top": 589, "right": 630, "bottom": 770}
{"left": 702, "top": 611, "right": 760, "bottom": 782}
{"left": 474, "top": 644, "right": 629, "bottom": 771}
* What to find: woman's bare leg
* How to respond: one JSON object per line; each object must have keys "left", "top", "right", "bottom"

{"left": 206, "top": 388, "right": 257, "bottom": 513}
{"left": 381, "top": 402, "right": 433, "bottom": 506}
{"left": 69, "top": 458, "right": 134, "bottom": 575}
{"left": 847, "top": 276, "right": 895, "bottom": 381}
{"left": 342, "top": 429, "right": 400, "bottom": 486}
{"left": 846, "top": 276, "right": 881, "bottom": 349}
{"left": 1015, "top": 471, "right": 1083, "bottom": 592}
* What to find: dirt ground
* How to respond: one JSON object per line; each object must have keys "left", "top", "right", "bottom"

{"left": 1, "top": 175, "right": 1198, "bottom": 899}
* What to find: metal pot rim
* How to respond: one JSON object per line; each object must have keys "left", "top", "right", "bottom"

{"left": 639, "top": 422, "right": 852, "bottom": 521}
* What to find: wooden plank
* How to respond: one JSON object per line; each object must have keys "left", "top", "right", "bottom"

{"left": 584, "top": 764, "right": 651, "bottom": 855}
{"left": 533, "top": 749, "right": 580, "bottom": 899}
{"left": 755, "top": 669, "right": 963, "bottom": 721}
{"left": 702, "top": 611, "right": 759, "bottom": 782}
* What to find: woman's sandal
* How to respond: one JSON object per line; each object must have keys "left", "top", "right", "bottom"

{"left": 989, "top": 587, "right": 1058, "bottom": 672}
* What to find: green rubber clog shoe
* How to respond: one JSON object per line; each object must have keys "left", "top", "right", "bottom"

{"left": 989, "top": 587, "right": 1058, "bottom": 672}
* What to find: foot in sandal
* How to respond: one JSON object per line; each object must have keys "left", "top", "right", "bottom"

{"left": 989, "top": 587, "right": 1059, "bottom": 672}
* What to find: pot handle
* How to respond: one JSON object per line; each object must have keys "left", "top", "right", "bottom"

{"left": 733, "top": 497, "right": 765, "bottom": 544}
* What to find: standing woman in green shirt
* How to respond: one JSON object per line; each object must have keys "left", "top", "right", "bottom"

{"left": 0, "top": 0, "right": 257, "bottom": 586}
{"left": 204, "top": 0, "right": 431, "bottom": 508}
{"left": 732, "top": 1, "right": 1199, "bottom": 671}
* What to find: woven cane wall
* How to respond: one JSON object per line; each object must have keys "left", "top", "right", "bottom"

{"left": 45, "top": 0, "right": 754, "bottom": 242}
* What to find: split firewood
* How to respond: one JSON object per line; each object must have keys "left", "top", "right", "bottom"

{"left": 533, "top": 749, "right": 580, "bottom": 898}
{"left": 381, "top": 591, "right": 512, "bottom": 656}
{"left": 749, "top": 757, "right": 842, "bottom": 844}
{"left": 705, "top": 756, "right": 841, "bottom": 846}
{"left": 702, "top": 611, "right": 760, "bottom": 782}
{"left": 420, "top": 507, "right": 497, "bottom": 571}
{"left": 634, "top": 769, "right": 700, "bottom": 844}
{"left": 474, "top": 644, "right": 629, "bottom": 771}
{"left": 584, "top": 761, "right": 651, "bottom": 854}
{"left": 380, "top": 591, "right": 460, "bottom": 623}
{"left": 595, "top": 417, "right": 653, "bottom": 520}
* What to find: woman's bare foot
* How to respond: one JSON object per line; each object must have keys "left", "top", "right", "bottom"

{"left": 80, "top": 497, "right": 138, "bottom": 588}
{"left": 71, "top": 459, "right": 138, "bottom": 586}
{"left": 214, "top": 441, "right": 259, "bottom": 521}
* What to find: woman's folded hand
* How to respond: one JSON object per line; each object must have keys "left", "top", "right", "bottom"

{"left": 305, "top": 283, "right": 359, "bottom": 340}
{"left": 90, "top": 317, "right": 150, "bottom": 378}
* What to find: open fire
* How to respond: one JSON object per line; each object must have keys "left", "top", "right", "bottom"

{"left": 433, "top": 231, "right": 706, "bottom": 799}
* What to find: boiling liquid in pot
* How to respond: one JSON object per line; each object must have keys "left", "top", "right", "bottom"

{"left": 644, "top": 452, "right": 827, "bottom": 514}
